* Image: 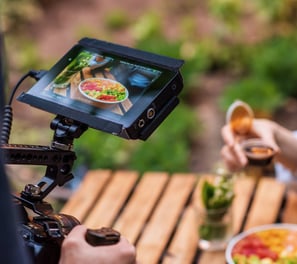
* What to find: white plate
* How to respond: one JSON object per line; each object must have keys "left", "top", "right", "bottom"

{"left": 226, "top": 224, "right": 297, "bottom": 263}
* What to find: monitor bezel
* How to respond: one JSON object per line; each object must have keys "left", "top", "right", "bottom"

{"left": 18, "top": 38, "right": 184, "bottom": 138}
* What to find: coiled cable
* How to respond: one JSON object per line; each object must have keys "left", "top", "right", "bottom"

{"left": 1, "top": 70, "right": 47, "bottom": 144}
{"left": 1, "top": 104, "right": 13, "bottom": 144}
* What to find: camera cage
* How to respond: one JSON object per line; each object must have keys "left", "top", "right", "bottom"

{"left": 3, "top": 115, "right": 88, "bottom": 215}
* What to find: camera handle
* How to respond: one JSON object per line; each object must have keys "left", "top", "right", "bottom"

{"left": 2, "top": 115, "right": 88, "bottom": 215}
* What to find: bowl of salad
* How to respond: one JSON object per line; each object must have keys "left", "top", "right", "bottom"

{"left": 225, "top": 224, "right": 297, "bottom": 264}
{"left": 78, "top": 78, "right": 128, "bottom": 105}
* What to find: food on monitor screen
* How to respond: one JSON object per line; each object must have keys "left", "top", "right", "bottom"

{"left": 79, "top": 78, "right": 128, "bottom": 103}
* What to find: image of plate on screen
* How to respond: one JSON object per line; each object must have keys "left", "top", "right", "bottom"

{"left": 78, "top": 78, "right": 129, "bottom": 104}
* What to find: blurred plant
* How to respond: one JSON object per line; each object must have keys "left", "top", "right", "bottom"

{"left": 2, "top": 0, "right": 54, "bottom": 74}
{"left": 252, "top": 0, "right": 297, "bottom": 27}
{"left": 7, "top": 37, "right": 45, "bottom": 72}
{"left": 209, "top": 0, "right": 243, "bottom": 25}
{"left": 201, "top": 39, "right": 251, "bottom": 74}
{"left": 179, "top": 16, "right": 198, "bottom": 40}
{"left": 139, "top": 37, "right": 210, "bottom": 94}
{"left": 104, "top": 9, "right": 131, "bottom": 30}
{"left": 130, "top": 12, "right": 162, "bottom": 42}
{"left": 219, "top": 77, "right": 284, "bottom": 116}
{"left": 208, "top": 0, "right": 243, "bottom": 30}
{"left": 9, "top": 116, "right": 52, "bottom": 144}
{"left": 249, "top": 36, "right": 297, "bottom": 98}
{"left": 74, "top": 103, "right": 200, "bottom": 173}
{"left": 219, "top": 34, "right": 297, "bottom": 117}
{"left": 130, "top": 12, "right": 210, "bottom": 93}
{"left": 162, "top": 0, "right": 198, "bottom": 15}
{"left": 75, "top": 24, "right": 103, "bottom": 40}
{"left": 74, "top": 129, "right": 132, "bottom": 171}
{"left": 2, "top": 0, "right": 43, "bottom": 32}
{"left": 129, "top": 102, "right": 200, "bottom": 173}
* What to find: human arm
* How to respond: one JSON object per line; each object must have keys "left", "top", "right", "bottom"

{"left": 273, "top": 122, "right": 297, "bottom": 173}
{"left": 221, "top": 118, "right": 297, "bottom": 173}
{"left": 59, "top": 225, "right": 136, "bottom": 264}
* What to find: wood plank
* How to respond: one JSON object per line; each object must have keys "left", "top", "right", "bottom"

{"left": 60, "top": 169, "right": 111, "bottom": 222}
{"left": 83, "top": 170, "right": 139, "bottom": 228}
{"left": 282, "top": 189, "right": 297, "bottom": 224}
{"left": 198, "top": 250, "right": 225, "bottom": 264}
{"left": 113, "top": 172, "right": 169, "bottom": 244}
{"left": 244, "top": 177, "right": 286, "bottom": 230}
{"left": 233, "top": 176, "right": 256, "bottom": 234}
{"left": 136, "top": 173, "right": 197, "bottom": 264}
{"left": 162, "top": 206, "right": 198, "bottom": 264}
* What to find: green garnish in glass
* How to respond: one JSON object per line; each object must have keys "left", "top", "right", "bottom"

{"left": 199, "top": 175, "right": 235, "bottom": 241}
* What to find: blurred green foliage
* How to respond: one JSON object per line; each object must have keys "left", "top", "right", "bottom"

{"left": 219, "top": 77, "right": 284, "bottom": 115}
{"left": 249, "top": 36, "right": 297, "bottom": 98}
{"left": 104, "top": 9, "right": 132, "bottom": 30}
{"left": 252, "top": 0, "right": 297, "bottom": 25}
{"left": 74, "top": 103, "right": 199, "bottom": 174}
{"left": 130, "top": 12, "right": 210, "bottom": 93}
{"left": 208, "top": 0, "right": 243, "bottom": 29}
{"left": 2, "top": 0, "right": 42, "bottom": 30}
{"left": 9, "top": 37, "right": 46, "bottom": 72}
{"left": 129, "top": 103, "right": 199, "bottom": 173}
{"left": 219, "top": 35, "right": 297, "bottom": 115}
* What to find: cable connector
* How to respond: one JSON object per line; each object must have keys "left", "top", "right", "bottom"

{"left": 28, "top": 70, "right": 48, "bottom": 81}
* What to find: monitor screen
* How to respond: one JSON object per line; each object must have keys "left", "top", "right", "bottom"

{"left": 46, "top": 48, "right": 163, "bottom": 118}
{"left": 18, "top": 38, "right": 184, "bottom": 140}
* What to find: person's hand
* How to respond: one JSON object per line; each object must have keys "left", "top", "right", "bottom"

{"left": 59, "top": 225, "right": 136, "bottom": 264}
{"left": 220, "top": 119, "right": 280, "bottom": 171}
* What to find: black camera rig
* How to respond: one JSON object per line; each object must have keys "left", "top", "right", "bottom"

{"left": 2, "top": 115, "right": 87, "bottom": 215}
{"left": 1, "top": 115, "right": 120, "bottom": 264}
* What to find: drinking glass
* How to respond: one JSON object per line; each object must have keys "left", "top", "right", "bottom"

{"left": 195, "top": 173, "right": 234, "bottom": 251}
{"left": 197, "top": 204, "right": 233, "bottom": 251}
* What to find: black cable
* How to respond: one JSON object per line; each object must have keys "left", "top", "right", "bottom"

{"left": 8, "top": 71, "right": 31, "bottom": 105}
{"left": 8, "top": 69, "right": 47, "bottom": 105}
{"left": 1, "top": 104, "right": 13, "bottom": 144}
{"left": 1, "top": 69, "right": 48, "bottom": 144}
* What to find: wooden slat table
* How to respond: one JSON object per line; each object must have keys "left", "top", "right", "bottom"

{"left": 60, "top": 169, "right": 297, "bottom": 264}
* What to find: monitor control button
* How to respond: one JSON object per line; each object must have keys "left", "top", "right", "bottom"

{"left": 138, "top": 119, "right": 145, "bottom": 128}
{"left": 147, "top": 108, "right": 155, "bottom": 119}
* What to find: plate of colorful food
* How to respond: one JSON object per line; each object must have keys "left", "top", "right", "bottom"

{"left": 225, "top": 224, "right": 297, "bottom": 264}
{"left": 78, "top": 78, "right": 128, "bottom": 104}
